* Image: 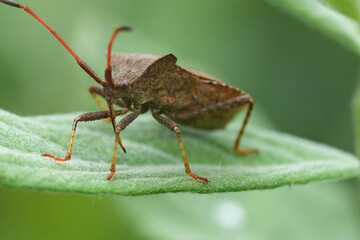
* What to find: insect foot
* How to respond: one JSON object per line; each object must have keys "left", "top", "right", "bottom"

{"left": 107, "top": 171, "right": 115, "bottom": 181}
{"left": 188, "top": 172, "right": 209, "bottom": 184}
{"left": 234, "top": 147, "right": 259, "bottom": 155}
{"left": 41, "top": 153, "right": 70, "bottom": 162}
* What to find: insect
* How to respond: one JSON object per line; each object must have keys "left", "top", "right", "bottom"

{"left": 1, "top": 0, "right": 258, "bottom": 183}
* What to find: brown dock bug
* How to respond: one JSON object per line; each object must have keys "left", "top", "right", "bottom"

{"left": 1, "top": 0, "right": 258, "bottom": 183}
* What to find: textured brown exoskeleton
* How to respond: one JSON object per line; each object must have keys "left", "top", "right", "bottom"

{"left": 1, "top": 0, "right": 258, "bottom": 183}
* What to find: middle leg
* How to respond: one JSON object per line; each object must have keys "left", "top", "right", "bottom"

{"left": 152, "top": 110, "right": 208, "bottom": 183}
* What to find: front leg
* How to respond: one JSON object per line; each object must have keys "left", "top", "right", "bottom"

{"left": 42, "top": 109, "right": 127, "bottom": 161}
{"left": 152, "top": 110, "right": 208, "bottom": 183}
{"left": 107, "top": 112, "right": 140, "bottom": 181}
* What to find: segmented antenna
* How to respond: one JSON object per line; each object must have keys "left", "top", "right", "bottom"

{"left": 105, "top": 26, "right": 132, "bottom": 88}
{"left": 0, "top": 0, "right": 108, "bottom": 86}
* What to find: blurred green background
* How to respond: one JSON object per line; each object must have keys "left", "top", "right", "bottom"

{"left": 0, "top": 0, "right": 359, "bottom": 239}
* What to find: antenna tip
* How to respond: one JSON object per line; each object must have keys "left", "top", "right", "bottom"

{"left": 0, "top": 0, "right": 22, "bottom": 8}
{"left": 120, "top": 25, "right": 133, "bottom": 31}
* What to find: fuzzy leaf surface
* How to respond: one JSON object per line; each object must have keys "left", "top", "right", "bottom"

{"left": 0, "top": 109, "right": 358, "bottom": 195}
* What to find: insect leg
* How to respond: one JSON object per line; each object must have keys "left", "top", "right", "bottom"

{"left": 175, "top": 94, "right": 258, "bottom": 155}
{"left": 106, "top": 101, "right": 129, "bottom": 154}
{"left": 88, "top": 85, "right": 128, "bottom": 124}
{"left": 88, "top": 85, "right": 129, "bottom": 109}
{"left": 208, "top": 95, "right": 257, "bottom": 154}
{"left": 152, "top": 111, "right": 208, "bottom": 183}
{"left": 42, "top": 109, "right": 128, "bottom": 161}
{"left": 107, "top": 112, "right": 140, "bottom": 180}
{"left": 89, "top": 85, "right": 108, "bottom": 111}
{"left": 207, "top": 95, "right": 257, "bottom": 154}
{"left": 232, "top": 96, "right": 258, "bottom": 155}
{"left": 89, "top": 85, "right": 136, "bottom": 153}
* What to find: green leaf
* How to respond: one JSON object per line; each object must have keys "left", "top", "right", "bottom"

{"left": 353, "top": 84, "right": 360, "bottom": 156}
{"left": 266, "top": 0, "right": 360, "bottom": 55}
{"left": 0, "top": 109, "right": 358, "bottom": 195}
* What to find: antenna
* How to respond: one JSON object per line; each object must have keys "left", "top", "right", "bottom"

{"left": 1, "top": 0, "right": 107, "bottom": 86}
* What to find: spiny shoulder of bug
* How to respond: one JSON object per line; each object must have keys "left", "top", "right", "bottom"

{"left": 102, "top": 51, "right": 184, "bottom": 112}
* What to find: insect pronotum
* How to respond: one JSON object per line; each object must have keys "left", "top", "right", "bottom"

{"left": 1, "top": 0, "right": 258, "bottom": 183}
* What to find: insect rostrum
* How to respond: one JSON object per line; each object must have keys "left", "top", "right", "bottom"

{"left": 1, "top": 0, "right": 258, "bottom": 183}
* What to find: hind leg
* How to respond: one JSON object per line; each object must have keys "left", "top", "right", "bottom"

{"left": 232, "top": 96, "right": 258, "bottom": 154}
{"left": 173, "top": 94, "right": 258, "bottom": 155}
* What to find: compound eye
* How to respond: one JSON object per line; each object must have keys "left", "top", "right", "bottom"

{"left": 120, "top": 81, "right": 128, "bottom": 89}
